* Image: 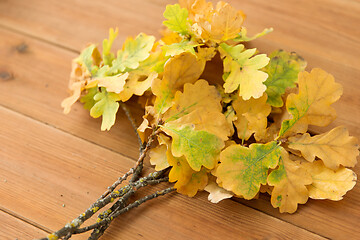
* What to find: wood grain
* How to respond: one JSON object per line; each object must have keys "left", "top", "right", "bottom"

{"left": 0, "top": 0, "right": 359, "bottom": 239}
{"left": 0, "top": 210, "right": 47, "bottom": 240}
{"left": 0, "top": 106, "right": 323, "bottom": 240}
{"left": 0, "top": 27, "right": 142, "bottom": 160}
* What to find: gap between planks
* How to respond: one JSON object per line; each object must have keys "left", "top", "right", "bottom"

{"left": 0, "top": 207, "right": 52, "bottom": 235}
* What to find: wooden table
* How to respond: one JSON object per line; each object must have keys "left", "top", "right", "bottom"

{"left": 0, "top": 0, "right": 359, "bottom": 239}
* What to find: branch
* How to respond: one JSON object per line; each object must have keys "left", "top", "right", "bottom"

{"left": 75, "top": 187, "right": 175, "bottom": 236}
{"left": 120, "top": 102, "right": 143, "bottom": 148}
{"left": 41, "top": 171, "right": 168, "bottom": 240}
{"left": 100, "top": 127, "right": 161, "bottom": 199}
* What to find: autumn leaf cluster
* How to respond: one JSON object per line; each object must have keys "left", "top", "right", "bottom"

{"left": 62, "top": 0, "right": 359, "bottom": 213}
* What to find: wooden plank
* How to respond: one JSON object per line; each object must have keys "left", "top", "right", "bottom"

{"left": 0, "top": 27, "right": 141, "bottom": 160}
{"left": 0, "top": 210, "right": 48, "bottom": 240}
{"left": 0, "top": 106, "right": 323, "bottom": 240}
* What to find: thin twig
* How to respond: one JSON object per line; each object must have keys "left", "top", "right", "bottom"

{"left": 90, "top": 175, "right": 170, "bottom": 239}
{"left": 74, "top": 176, "right": 170, "bottom": 235}
{"left": 100, "top": 128, "right": 160, "bottom": 199}
{"left": 76, "top": 187, "right": 175, "bottom": 235}
{"left": 120, "top": 102, "right": 143, "bottom": 148}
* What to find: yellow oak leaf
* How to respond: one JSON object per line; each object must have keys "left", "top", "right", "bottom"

{"left": 149, "top": 144, "right": 169, "bottom": 171}
{"left": 163, "top": 80, "right": 231, "bottom": 141}
{"left": 279, "top": 68, "right": 343, "bottom": 137}
{"left": 220, "top": 43, "right": 269, "bottom": 100}
{"left": 224, "top": 105, "right": 236, "bottom": 136}
{"left": 302, "top": 160, "right": 357, "bottom": 200}
{"left": 149, "top": 134, "right": 171, "bottom": 171}
{"left": 177, "top": 167, "right": 209, "bottom": 197}
{"left": 168, "top": 149, "right": 195, "bottom": 187}
{"left": 232, "top": 94, "right": 271, "bottom": 142}
{"left": 197, "top": 1, "right": 246, "bottom": 43}
{"left": 267, "top": 150, "right": 312, "bottom": 213}
{"left": 137, "top": 106, "right": 156, "bottom": 143}
{"left": 61, "top": 51, "right": 95, "bottom": 114}
{"left": 152, "top": 52, "right": 206, "bottom": 114}
{"left": 179, "top": 0, "right": 213, "bottom": 22}
{"left": 118, "top": 72, "right": 158, "bottom": 102}
{"left": 204, "top": 179, "right": 233, "bottom": 203}
{"left": 196, "top": 47, "right": 217, "bottom": 61}
{"left": 288, "top": 126, "right": 359, "bottom": 170}
{"left": 216, "top": 141, "right": 281, "bottom": 199}
{"left": 94, "top": 72, "right": 129, "bottom": 94}
{"left": 160, "top": 28, "right": 182, "bottom": 45}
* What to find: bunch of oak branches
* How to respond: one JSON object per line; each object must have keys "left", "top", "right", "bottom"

{"left": 48, "top": 0, "right": 359, "bottom": 239}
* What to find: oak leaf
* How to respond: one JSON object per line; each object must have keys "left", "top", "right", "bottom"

{"left": 109, "top": 33, "right": 155, "bottom": 74}
{"left": 118, "top": 72, "right": 158, "bottom": 102}
{"left": 263, "top": 50, "right": 307, "bottom": 107}
{"left": 216, "top": 141, "right": 281, "bottom": 199}
{"left": 288, "top": 126, "right": 359, "bottom": 169}
{"left": 89, "top": 89, "right": 120, "bottom": 131}
{"left": 163, "top": 4, "right": 191, "bottom": 36}
{"left": 80, "top": 87, "right": 99, "bottom": 110}
{"left": 177, "top": 168, "right": 209, "bottom": 197}
{"left": 149, "top": 134, "right": 171, "bottom": 171}
{"left": 279, "top": 68, "right": 343, "bottom": 137}
{"left": 197, "top": 1, "right": 246, "bottom": 42}
{"left": 162, "top": 40, "right": 199, "bottom": 57}
{"left": 152, "top": 52, "right": 205, "bottom": 114}
{"left": 95, "top": 72, "right": 129, "bottom": 94}
{"left": 102, "top": 28, "right": 119, "bottom": 66}
{"left": 220, "top": 43, "right": 269, "bottom": 100}
{"left": 167, "top": 148, "right": 194, "bottom": 187}
{"left": 232, "top": 94, "right": 271, "bottom": 142}
{"left": 162, "top": 125, "right": 224, "bottom": 171}
{"left": 179, "top": 0, "right": 213, "bottom": 22}
{"left": 163, "top": 80, "right": 230, "bottom": 140}
{"left": 233, "top": 27, "right": 273, "bottom": 42}
{"left": 204, "top": 179, "right": 233, "bottom": 203}
{"left": 61, "top": 44, "right": 101, "bottom": 114}
{"left": 302, "top": 160, "right": 357, "bottom": 200}
{"left": 267, "top": 150, "right": 312, "bottom": 213}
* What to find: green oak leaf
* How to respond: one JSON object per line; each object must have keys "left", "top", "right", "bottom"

{"left": 216, "top": 141, "right": 281, "bottom": 199}
{"left": 163, "top": 4, "right": 190, "bottom": 35}
{"left": 162, "top": 125, "right": 224, "bottom": 171}
{"left": 264, "top": 50, "right": 307, "bottom": 107}
{"left": 162, "top": 40, "right": 199, "bottom": 57}
{"left": 102, "top": 28, "right": 119, "bottom": 66}
{"left": 90, "top": 88, "right": 120, "bottom": 131}
{"left": 233, "top": 27, "right": 273, "bottom": 42}
{"left": 75, "top": 44, "right": 101, "bottom": 75}
{"left": 80, "top": 87, "right": 99, "bottom": 110}
{"left": 110, "top": 33, "right": 155, "bottom": 74}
